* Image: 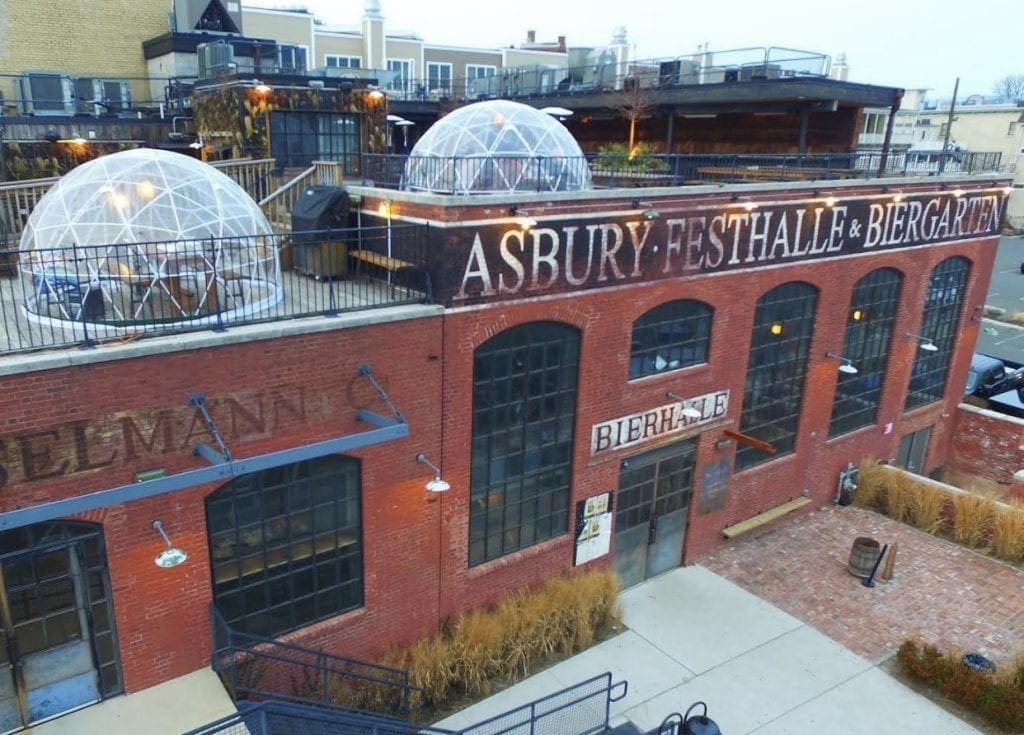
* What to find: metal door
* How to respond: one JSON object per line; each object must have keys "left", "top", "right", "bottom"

{"left": 897, "top": 426, "right": 931, "bottom": 474}
{"left": 613, "top": 439, "right": 696, "bottom": 588}
{"left": 0, "top": 524, "right": 121, "bottom": 732}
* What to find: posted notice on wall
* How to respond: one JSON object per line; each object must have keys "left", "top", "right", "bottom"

{"left": 575, "top": 492, "right": 613, "bottom": 566}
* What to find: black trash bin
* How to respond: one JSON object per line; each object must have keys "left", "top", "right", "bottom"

{"left": 290, "top": 186, "right": 351, "bottom": 278}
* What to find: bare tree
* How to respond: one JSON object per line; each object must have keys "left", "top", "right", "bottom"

{"left": 992, "top": 74, "right": 1024, "bottom": 102}
{"left": 612, "top": 79, "right": 657, "bottom": 156}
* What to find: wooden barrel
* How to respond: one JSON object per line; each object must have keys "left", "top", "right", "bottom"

{"left": 848, "top": 537, "right": 881, "bottom": 578}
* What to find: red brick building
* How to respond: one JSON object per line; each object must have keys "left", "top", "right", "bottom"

{"left": 0, "top": 173, "right": 1010, "bottom": 728}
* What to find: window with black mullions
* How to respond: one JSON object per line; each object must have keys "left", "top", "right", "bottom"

{"left": 206, "top": 456, "right": 363, "bottom": 638}
{"left": 829, "top": 268, "right": 902, "bottom": 437}
{"left": 469, "top": 322, "right": 579, "bottom": 566}
{"left": 629, "top": 299, "right": 712, "bottom": 379}
{"left": 615, "top": 440, "right": 696, "bottom": 532}
{"left": 736, "top": 282, "right": 818, "bottom": 471}
{"left": 905, "top": 257, "right": 970, "bottom": 409}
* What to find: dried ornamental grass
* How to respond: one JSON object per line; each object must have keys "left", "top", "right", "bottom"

{"left": 897, "top": 638, "right": 1024, "bottom": 731}
{"left": 909, "top": 482, "right": 946, "bottom": 535}
{"left": 952, "top": 490, "right": 997, "bottom": 549}
{"left": 884, "top": 471, "right": 915, "bottom": 524}
{"left": 854, "top": 460, "right": 886, "bottom": 510}
{"left": 992, "top": 499, "right": 1024, "bottom": 563}
{"left": 395, "top": 570, "right": 621, "bottom": 711}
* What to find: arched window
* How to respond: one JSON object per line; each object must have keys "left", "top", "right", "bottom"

{"left": 906, "top": 257, "right": 970, "bottom": 409}
{"left": 206, "top": 455, "right": 363, "bottom": 638}
{"left": 737, "top": 282, "right": 818, "bottom": 470}
{"left": 470, "top": 322, "right": 580, "bottom": 565}
{"left": 829, "top": 268, "right": 902, "bottom": 437}
{"left": 629, "top": 299, "right": 713, "bottom": 379}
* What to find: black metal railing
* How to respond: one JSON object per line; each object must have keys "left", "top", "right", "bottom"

{"left": 0, "top": 224, "right": 432, "bottom": 355}
{"left": 343, "top": 47, "right": 831, "bottom": 104}
{"left": 364, "top": 151, "right": 1004, "bottom": 191}
{"left": 367, "top": 154, "right": 595, "bottom": 194}
{"left": 211, "top": 606, "right": 425, "bottom": 719}
{"left": 186, "top": 671, "right": 627, "bottom": 735}
{"left": 183, "top": 700, "right": 456, "bottom": 735}
{"left": 455, "top": 672, "right": 627, "bottom": 735}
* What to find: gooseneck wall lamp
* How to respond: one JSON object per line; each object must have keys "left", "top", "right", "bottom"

{"left": 151, "top": 520, "right": 188, "bottom": 568}
{"left": 416, "top": 453, "right": 451, "bottom": 493}
{"left": 666, "top": 391, "right": 703, "bottom": 419}
{"left": 906, "top": 332, "right": 939, "bottom": 352}
{"left": 825, "top": 352, "right": 859, "bottom": 374}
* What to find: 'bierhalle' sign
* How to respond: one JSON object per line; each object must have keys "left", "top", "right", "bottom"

{"left": 591, "top": 389, "right": 729, "bottom": 455}
{"left": 447, "top": 191, "right": 1005, "bottom": 304}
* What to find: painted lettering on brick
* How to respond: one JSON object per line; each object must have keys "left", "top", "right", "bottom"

{"left": 591, "top": 390, "right": 730, "bottom": 454}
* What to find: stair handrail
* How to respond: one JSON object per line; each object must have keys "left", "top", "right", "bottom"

{"left": 210, "top": 604, "right": 424, "bottom": 717}
{"left": 257, "top": 165, "right": 315, "bottom": 227}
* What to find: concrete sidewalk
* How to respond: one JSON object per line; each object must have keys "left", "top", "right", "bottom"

{"left": 435, "top": 566, "right": 980, "bottom": 734}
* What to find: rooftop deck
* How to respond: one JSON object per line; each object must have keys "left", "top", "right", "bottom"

{"left": 0, "top": 226, "right": 431, "bottom": 357}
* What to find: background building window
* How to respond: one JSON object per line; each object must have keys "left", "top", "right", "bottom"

{"left": 629, "top": 299, "right": 712, "bottom": 379}
{"left": 469, "top": 322, "right": 579, "bottom": 566}
{"left": 206, "top": 456, "right": 363, "bottom": 638}
{"left": 905, "top": 257, "right": 970, "bottom": 409}
{"left": 426, "top": 62, "right": 452, "bottom": 95}
{"left": 465, "top": 64, "right": 497, "bottom": 95}
{"left": 829, "top": 268, "right": 902, "bottom": 437}
{"left": 736, "top": 282, "right": 818, "bottom": 471}
{"left": 386, "top": 59, "right": 413, "bottom": 93}
{"left": 277, "top": 45, "right": 308, "bottom": 73}
{"left": 326, "top": 55, "right": 361, "bottom": 69}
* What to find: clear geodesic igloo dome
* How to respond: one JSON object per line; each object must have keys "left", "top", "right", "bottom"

{"left": 402, "top": 100, "right": 592, "bottom": 194}
{"left": 19, "top": 148, "right": 281, "bottom": 332}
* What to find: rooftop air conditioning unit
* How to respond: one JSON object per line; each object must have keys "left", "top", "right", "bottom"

{"left": 198, "top": 42, "right": 235, "bottom": 79}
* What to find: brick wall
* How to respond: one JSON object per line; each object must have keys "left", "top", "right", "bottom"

{"left": 944, "top": 403, "right": 1024, "bottom": 494}
{"left": 0, "top": 0, "right": 168, "bottom": 113}
{"left": 0, "top": 315, "right": 445, "bottom": 691}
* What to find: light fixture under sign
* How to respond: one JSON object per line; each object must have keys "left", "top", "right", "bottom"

{"left": 135, "top": 468, "right": 167, "bottom": 483}
{"left": 152, "top": 520, "right": 188, "bottom": 568}
{"left": 667, "top": 391, "right": 703, "bottom": 419}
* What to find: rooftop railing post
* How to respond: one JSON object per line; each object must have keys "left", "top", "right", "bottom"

{"left": 74, "top": 244, "right": 94, "bottom": 349}
{"left": 211, "top": 237, "right": 226, "bottom": 332}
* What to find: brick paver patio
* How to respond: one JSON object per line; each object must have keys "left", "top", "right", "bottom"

{"left": 701, "top": 505, "right": 1024, "bottom": 667}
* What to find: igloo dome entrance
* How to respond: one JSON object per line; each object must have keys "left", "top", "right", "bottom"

{"left": 18, "top": 149, "right": 282, "bottom": 333}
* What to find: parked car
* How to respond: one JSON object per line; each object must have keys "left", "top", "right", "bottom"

{"left": 965, "top": 353, "right": 1024, "bottom": 398}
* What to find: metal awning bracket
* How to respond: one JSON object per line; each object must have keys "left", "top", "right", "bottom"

{"left": 188, "top": 393, "right": 233, "bottom": 464}
{"left": 357, "top": 364, "right": 406, "bottom": 424}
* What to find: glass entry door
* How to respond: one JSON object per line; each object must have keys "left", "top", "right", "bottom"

{"left": 613, "top": 439, "right": 696, "bottom": 589}
{"left": 0, "top": 524, "right": 120, "bottom": 732}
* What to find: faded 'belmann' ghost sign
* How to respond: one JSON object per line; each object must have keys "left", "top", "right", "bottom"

{"left": 446, "top": 191, "right": 1006, "bottom": 305}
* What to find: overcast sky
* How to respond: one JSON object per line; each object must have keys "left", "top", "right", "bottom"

{"left": 243, "top": 0, "right": 1019, "bottom": 100}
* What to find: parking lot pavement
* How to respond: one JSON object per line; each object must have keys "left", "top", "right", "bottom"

{"left": 701, "top": 504, "right": 1024, "bottom": 668}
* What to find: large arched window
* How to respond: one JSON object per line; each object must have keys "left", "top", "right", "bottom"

{"left": 206, "top": 455, "right": 363, "bottom": 638}
{"left": 629, "top": 299, "right": 713, "bottom": 379}
{"left": 737, "top": 282, "right": 818, "bottom": 471}
{"left": 470, "top": 322, "right": 580, "bottom": 566}
{"left": 829, "top": 268, "right": 902, "bottom": 437}
{"left": 906, "top": 257, "right": 970, "bottom": 409}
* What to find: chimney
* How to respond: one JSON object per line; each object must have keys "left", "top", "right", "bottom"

{"left": 527, "top": 30, "right": 535, "bottom": 43}
{"left": 557, "top": 35, "right": 565, "bottom": 51}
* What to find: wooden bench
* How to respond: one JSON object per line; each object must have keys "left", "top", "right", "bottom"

{"left": 721, "top": 496, "right": 810, "bottom": 539}
{"left": 349, "top": 249, "right": 413, "bottom": 276}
